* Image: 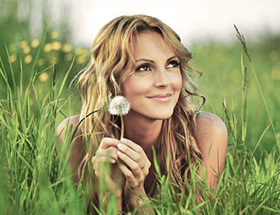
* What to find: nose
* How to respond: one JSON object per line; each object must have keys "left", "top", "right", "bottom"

{"left": 153, "top": 69, "right": 170, "bottom": 88}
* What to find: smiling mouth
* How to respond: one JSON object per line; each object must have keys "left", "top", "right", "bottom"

{"left": 147, "top": 93, "right": 173, "bottom": 102}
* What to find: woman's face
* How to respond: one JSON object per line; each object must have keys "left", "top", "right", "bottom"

{"left": 121, "top": 31, "right": 182, "bottom": 121}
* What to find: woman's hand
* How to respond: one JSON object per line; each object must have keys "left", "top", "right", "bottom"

{"left": 91, "top": 137, "right": 124, "bottom": 197}
{"left": 116, "top": 138, "right": 151, "bottom": 208}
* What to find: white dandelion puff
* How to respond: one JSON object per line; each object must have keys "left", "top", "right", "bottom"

{"left": 108, "top": 95, "right": 130, "bottom": 139}
{"left": 108, "top": 95, "right": 130, "bottom": 116}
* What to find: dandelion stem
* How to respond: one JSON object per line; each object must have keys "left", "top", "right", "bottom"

{"left": 120, "top": 116, "right": 124, "bottom": 139}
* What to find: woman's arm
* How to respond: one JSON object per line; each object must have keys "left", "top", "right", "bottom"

{"left": 56, "top": 115, "right": 85, "bottom": 183}
{"left": 196, "top": 112, "right": 228, "bottom": 190}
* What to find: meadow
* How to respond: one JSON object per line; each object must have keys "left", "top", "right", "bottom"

{"left": 0, "top": 19, "right": 280, "bottom": 214}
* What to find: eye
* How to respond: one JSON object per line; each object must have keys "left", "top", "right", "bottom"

{"left": 167, "top": 60, "right": 180, "bottom": 68}
{"left": 136, "top": 64, "right": 152, "bottom": 72}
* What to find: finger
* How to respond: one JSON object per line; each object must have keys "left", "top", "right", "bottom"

{"left": 118, "top": 162, "right": 138, "bottom": 188}
{"left": 99, "top": 137, "right": 119, "bottom": 149}
{"left": 120, "top": 138, "right": 151, "bottom": 168}
{"left": 117, "top": 151, "right": 148, "bottom": 179}
{"left": 92, "top": 156, "right": 116, "bottom": 165}
{"left": 96, "top": 146, "right": 119, "bottom": 161}
{"left": 117, "top": 143, "right": 145, "bottom": 168}
{"left": 92, "top": 156, "right": 116, "bottom": 176}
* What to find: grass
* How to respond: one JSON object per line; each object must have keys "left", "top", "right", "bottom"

{"left": 0, "top": 27, "right": 280, "bottom": 214}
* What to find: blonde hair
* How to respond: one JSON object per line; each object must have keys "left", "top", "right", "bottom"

{"left": 77, "top": 15, "right": 204, "bottom": 193}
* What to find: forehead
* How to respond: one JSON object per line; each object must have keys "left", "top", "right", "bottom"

{"left": 133, "top": 31, "right": 175, "bottom": 59}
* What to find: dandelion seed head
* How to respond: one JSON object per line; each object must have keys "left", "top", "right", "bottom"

{"left": 109, "top": 96, "right": 130, "bottom": 116}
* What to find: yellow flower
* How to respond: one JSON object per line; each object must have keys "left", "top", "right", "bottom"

{"left": 23, "top": 46, "right": 31, "bottom": 54}
{"left": 44, "top": 43, "right": 52, "bottom": 52}
{"left": 80, "top": 49, "right": 89, "bottom": 59}
{"left": 65, "top": 53, "right": 73, "bottom": 61}
{"left": 52, "top": 41, "right": 62, "bottom": 51}
{"left": 82, "top": 49, "right": 89, "bottom": 56}
{"left": 77, "top": 56, "right": 86, "bottom": 64}
{"left": 74, "top": 48, "right": 83, "bottom": 55}
{"left": 31, "top": 39, "right": 40, "bottom": 48}
{"left": 51, "top": 31, "right": 59, "bottom": 39}
{"left": 10, "top": 55, "right": 17, "bottom": 63}
{"left": 39, "top": 72, "right": 49, "bottom": 82}
{"left": 51, "top": 56, "right": 58, "bottom": 64}
{"left": 271, "top": 66, "right": 280, "bottom": 80}
{"left": 269, "top": 50, "right": 278, "bottom": 62}
{"left": 24, "top": 55, "right": 32, "bottom": 64}
{"left": 62, "top": 44, "right": 72, "bottom": 52}
{"left": 38, "top": 58, "right": 45, "bottom": 66}
{"left": 20, "top": 40, "right": 28, "bottom": 48}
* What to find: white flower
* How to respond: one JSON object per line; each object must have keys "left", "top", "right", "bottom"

{"left": 108, "top": 96, "right": 130, "bottom": 116}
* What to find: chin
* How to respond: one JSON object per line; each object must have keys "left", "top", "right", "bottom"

{"left": 151, "top": 112, "right": 174, "bottom": 120}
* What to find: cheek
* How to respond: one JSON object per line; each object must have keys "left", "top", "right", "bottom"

{"left": 121, "top": 82, "right": 130, "bottom": 98}
{"left": 172, "top": 73, "right": 183, "bottom": 105}
{"left": 121, "top": 77, "right": 142, "bottom": 99}
{"left": 121, "top": 76, "right": 132, "bottom": 96}
{"left": 173, "top": 72, "right": 183, "bottom": 91}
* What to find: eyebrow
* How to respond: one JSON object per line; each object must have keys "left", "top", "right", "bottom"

{"left": 135, "top": 56, "right": 179, "bottom": 63}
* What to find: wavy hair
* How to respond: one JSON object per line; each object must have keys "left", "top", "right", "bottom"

{"left": 77, "top": 15, "right": 205, "bottom": 193}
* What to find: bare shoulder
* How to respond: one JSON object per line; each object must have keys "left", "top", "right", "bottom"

{"left": 196, "top": 112, "right": 228, "bottom": 154}
{"left": 195, "top": 112, "right": 228, "bottom": 183}
{"left": 196, "top": 112, "right": 227, "bottom": 135}
{"left": 56, "top": 115, "right": 81, "bottom": 142}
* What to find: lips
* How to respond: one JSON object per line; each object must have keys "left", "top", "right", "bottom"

{"left": 147, "top": 92, "right": 173, "bottom": 101}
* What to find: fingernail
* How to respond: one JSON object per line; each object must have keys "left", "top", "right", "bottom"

{"left": 118, "top": 143, "right": 124, "bottom": 149}
{"left": 117, "top": 151, "right": 122, "bottom": 156}
{"left": 111, "top": 159, "right": 116, "bottom": 164}
{"left": 120, "top": 138, "right": 126, "bottom": 142}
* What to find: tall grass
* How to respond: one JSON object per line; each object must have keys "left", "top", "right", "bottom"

{"left": 0, "top": 27, "right": 280, "bottom": 214}
{"left": 0, "top": 41, "right": 88, "bottom": 214}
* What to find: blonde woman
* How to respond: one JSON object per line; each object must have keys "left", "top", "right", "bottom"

{"left": 56, "top": 15, "right": 228, "bottom": 213}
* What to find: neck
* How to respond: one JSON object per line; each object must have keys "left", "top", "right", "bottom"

{"left": 123, "top": 113, "right": 163, "bottom": 153}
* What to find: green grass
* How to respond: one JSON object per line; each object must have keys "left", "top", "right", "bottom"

{"left": 0, "top": 27, "right": 280, "bottom": 214}
{"left": 191, "top": 34, "right": 280, "bottom": 159}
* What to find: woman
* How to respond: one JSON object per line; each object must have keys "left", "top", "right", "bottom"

{"left": 56, "top": 15, "right": 228, "bottom": 213}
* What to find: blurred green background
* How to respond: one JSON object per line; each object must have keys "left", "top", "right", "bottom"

{"left": 1, "top": 0, "right": 279, "bottom": 159}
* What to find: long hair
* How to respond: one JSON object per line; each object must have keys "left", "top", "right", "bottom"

{"left": 77, "top": 14, "right": 204, "bottom": 193}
